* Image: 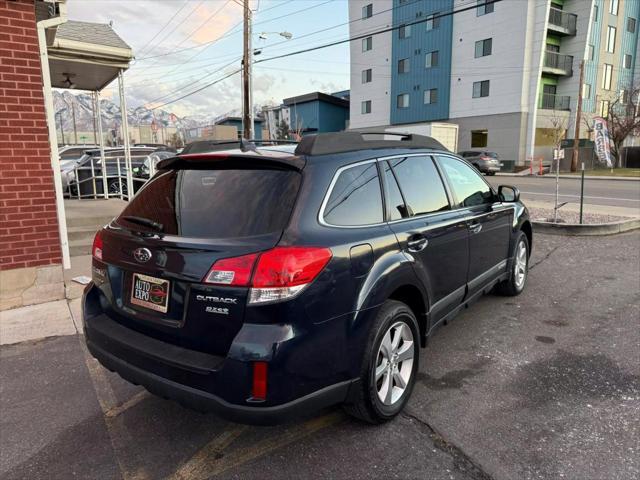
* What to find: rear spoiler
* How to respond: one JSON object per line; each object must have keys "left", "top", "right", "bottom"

{"left": 156, "top": 152, "right": 305, "bottom": 171}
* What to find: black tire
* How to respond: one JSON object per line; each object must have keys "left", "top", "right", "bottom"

{"left": 108, "top": 178, "right": 128, "bottom": 197}
{"left": 486, "top": 172, "right": 496, "bottom": 176}
{"left": 344, "top": 300, "right": 420, "bottom": 424}
{"left": 495, "top": 231, "right": 529, "bottom": 296}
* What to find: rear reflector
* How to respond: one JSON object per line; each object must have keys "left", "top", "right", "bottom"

{"left": 203, "top": 246, "right": 332, "bottom": 304}
{"left": 92, "top": 231, "right": 103, "bottom": 261}
{"left": 252, "top": 361, "right": 268, "bottom": 400}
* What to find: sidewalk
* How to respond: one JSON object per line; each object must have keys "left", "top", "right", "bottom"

{"left": 496, "top": 172, "right": 640, "bottom": 181}
{"left": 0, "top": 297, "right": 82, "bottom": 345}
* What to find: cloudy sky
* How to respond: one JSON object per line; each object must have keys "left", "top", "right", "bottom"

{"left": 66, "top": 0, "right": 355, "bottom": 118}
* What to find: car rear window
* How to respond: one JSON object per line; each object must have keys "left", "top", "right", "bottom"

{"left": 484, "top": 152, "right": 499, "bottom": 159}
{"left": 116, "top": 168, "right": 301, "bottom": 238}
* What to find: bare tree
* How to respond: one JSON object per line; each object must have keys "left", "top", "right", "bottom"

{"left": 599, "top": 82, "right": 640, "bottom": 166}
{"left": 547, "top": 110, "right": 568, "bottom": 222}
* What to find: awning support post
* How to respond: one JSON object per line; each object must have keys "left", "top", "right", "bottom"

{"left": 118, "top": 69, "right": 133, "bottom": 199}
{"left": 93, "top": 91, "right": 108, "bottom": 199}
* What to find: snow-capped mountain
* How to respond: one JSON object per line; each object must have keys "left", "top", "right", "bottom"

{"left": 53, "top": 92, "right": 263, "bottom": 132}
{"left": 52, "top": 91, "right": 200, "bottom": 132}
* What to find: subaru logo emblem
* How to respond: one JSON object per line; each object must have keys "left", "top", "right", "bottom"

{"left": 133, "top": 248, "right": 152, "bottom": 263}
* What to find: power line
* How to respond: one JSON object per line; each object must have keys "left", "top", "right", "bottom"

{"left": 135, "top": 0, "right": 502, "bottom": 112}
{"left": 141, "top": 0, "right": 206, "bottom": 62}
{"left": 254, "top": 0, "right": 503, "bottom": 66}
{"left": 142, "top": 57, "right": 241, "bottom": 106}
{"left": 136, "top": 0, "right": 189, "bottom": 58}
{"left": 135, "top": 0, "right": 336, "bottom": 61}
{"left": 148, "top": 69, "right": 241, "bottom": 111}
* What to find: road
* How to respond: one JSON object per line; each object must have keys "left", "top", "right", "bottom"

{"left": 2, "top": 232, "right": 639, "bottom": 480}
{"left": 488, "top": 176, "right": 640, "bottom": 209}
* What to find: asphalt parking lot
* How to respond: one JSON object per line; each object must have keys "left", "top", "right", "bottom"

{"left": 1, "top": 231, "right": 639, "bottom": 480}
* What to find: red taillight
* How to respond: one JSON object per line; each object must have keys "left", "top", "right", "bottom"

{"left": 204, "top": 253, "right": 258, "bottom": 286}
{"left": 251, "top": 361, "right": 268, "bottom": 400}
{"left": 252, "top": 247, "right": 333, "bottom": 288}
{"left": 202, "top": 246, "right": 332, "bottom": 304}
{"left": 92, "top": 231, "right": 103, "bottom": 261}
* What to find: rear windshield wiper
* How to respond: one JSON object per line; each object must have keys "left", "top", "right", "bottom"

{"left": 121, "top": 215, "right": 164, "bottom": 232}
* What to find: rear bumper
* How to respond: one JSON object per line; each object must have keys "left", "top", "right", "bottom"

{"left": 87, "top": 337, "right": 354, "bottom": 425}
{"left": 83, "top": 284, "right": 356, "bottom": 424}
{"left": 479, "top": 164, "right": 501, "bottom": 173}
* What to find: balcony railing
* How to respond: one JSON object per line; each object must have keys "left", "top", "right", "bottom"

{"left": 543, "top": 51, "right": 573, "bottom": 75}
{"left": 548, "top": 8, "right": 577, "bottom": 35}
{"left": 541, "top": 93, "right": 571, "bottom": 111}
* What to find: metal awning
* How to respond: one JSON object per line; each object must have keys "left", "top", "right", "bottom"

{"left": 47, "top": 20, "right": 133, "bottom": 90}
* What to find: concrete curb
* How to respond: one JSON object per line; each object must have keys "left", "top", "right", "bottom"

{"left": 495, "top": 173, "right": 640, "bottom": 182}
{"left": 532, "top": 217, "right": 640, "bottom": 236}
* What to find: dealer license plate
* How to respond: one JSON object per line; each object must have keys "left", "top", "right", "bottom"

{"left": 130, "top": 273, "right": 170, "bottom": 313}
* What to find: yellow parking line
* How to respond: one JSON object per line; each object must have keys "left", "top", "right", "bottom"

{"left": 175, "top": 411, "right": 346, "bottom": 479}
{"left": 80, "top": 341, "right": 152, "bottom": 480}
{"left": 168, "top": 424, "right": 249, "bottom": 480}
{"left": 105, "top": 390, "right": 150, "bottom": 418}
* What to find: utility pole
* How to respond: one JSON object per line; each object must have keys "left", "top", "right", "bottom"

{"left": 242, "top": 0, "right": 253, "bottom": 140}
{"left": 571, "top": 60, "right": 585, "bottom": 172}
{"left": 71, "top": 102, "right": 78, "bottom": 145}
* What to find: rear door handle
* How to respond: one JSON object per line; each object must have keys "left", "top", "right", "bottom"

{"left": 469, "top": 222, "right": 483, "bottom": 234}
{"left": 407, "top": 235, "right": 428, "bottom": 252}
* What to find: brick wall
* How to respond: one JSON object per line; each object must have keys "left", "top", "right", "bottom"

{"left": 0, "top": 0, "right": 61, "bottom": 271}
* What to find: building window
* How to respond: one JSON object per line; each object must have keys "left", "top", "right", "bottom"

{"left": 624, "top": 54, "right": 632, "bottom": 69}
{"left": 362, "top": 68, "right": 372, "bottom": 84}
{"left": 474, "top": 38, "right": 492, "bottom": 58}
{"left": 628, "top": 17, "right": 637, "bottom": 33}
{"left": 477, "top": 0, "right": 494, "bottom": 16}
{"left": 588, "top": 44, "right": 595, "bottom": 60}
{"left": 362, "top": 3, "right": 373, "bottom": 19}
{"left": 620, "top": 89, "right": 629, "bottom": 104}
{"left": 583, "top": 83, "right": 591, "bottom": 99}
{"left": 609, "top": 0, "right": 618, "bottom": 15}
{"left": 424, "top": 88, "right": 438, "bottom": 104}
{"left": 397, "top": 93, "right": 410, "bottom": 108}
{"left": 471, "top": 130, "right": 488, "bottom": 148}
{"left": 598, "top": 100, "right": 610, "bottom": 117}
{"left": 361, "top": 100, "right": 372, "bottom": 114}
{"left": 602, "top": 64, "right": 613, "bottom": 90}
{"left": 399, "top": 24, "right": 411, "bottom": 38}
{"left": 472, "top": 80, "right": 490, "bottom": 98}
{"left": 606, "top": 26, "right": 616, "bottom": 53}
{"left": 398, "top": 58, "right": 410, "bottom": 74}
{"left": 362, "top": 36, "right": 372, "bottom": 52}
{"left": 425, "top": 50, "right": 439, "bottom": 68}
{"left": 426, "top": 13, "right": 440, "bottom": 30}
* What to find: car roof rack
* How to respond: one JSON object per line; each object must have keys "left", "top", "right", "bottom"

{"left": 294, "top": 131, "right": 447, "bottom": 156}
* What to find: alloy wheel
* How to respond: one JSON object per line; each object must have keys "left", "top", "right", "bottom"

{"left": 375, "top": 321, "right": 415, "bottom": 406}
{"left": 514, "top": 239, "right": 527, "bottom": 289}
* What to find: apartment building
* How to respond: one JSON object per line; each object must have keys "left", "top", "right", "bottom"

{"left": 349, "top": 0, "right": 640, "bottom": 164}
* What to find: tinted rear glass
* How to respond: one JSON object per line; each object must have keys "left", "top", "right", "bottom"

{"left": 117, "top": 168, "right": 300, "bottom": 238}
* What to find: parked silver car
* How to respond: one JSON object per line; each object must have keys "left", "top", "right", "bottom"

{"left": 458, "top": 151, "right": 502, "bottom": 175}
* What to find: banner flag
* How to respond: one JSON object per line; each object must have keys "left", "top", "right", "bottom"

{"left": 593, "top": 117, "right": 613, "bottom": 168}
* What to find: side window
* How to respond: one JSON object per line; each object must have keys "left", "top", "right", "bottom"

{"left": 382, "top": 161, "right": 408, "bottom": 221}
{"left": 324, "top": 162, "right": 383, "bottom": 226}
{"left": 437, "top": 156, "right": 494, "bottom": 207}
{"left": 388, "top": 156, "right": 450, "bottom": 216}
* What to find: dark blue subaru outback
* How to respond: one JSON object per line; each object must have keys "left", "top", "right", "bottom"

{"left": 83, "top": 132, "right": 531, "bottom": 424}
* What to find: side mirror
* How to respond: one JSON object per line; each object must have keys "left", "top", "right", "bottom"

{"left": 498, "top": 185, "right": 520, "bottom": 203}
